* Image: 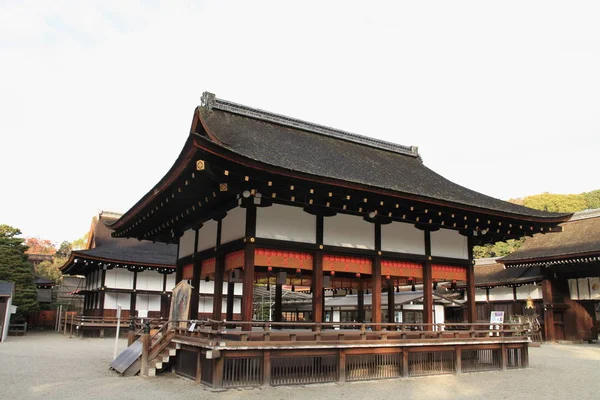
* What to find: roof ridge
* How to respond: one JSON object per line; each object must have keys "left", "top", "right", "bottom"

{"left": 569, "top": 208, "right": 600, "bottom": 221}
{"left": 200, "top": 91, "right": 421, "bottom": 159}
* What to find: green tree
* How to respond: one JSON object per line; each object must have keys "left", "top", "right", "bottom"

{"left": 522, "top": 192, "right": 587, "bottom": 213}
{"left": 71, "top": 232, "right": 88, "bottom": 251}
{"left": 0, "top": 224, "right": 38, "bottom": 321}
{"left": 583, "top": 189, "right": 600, "bottom": 210}
{"left": 473, "top": 238, "right": 525, "bottom": 259}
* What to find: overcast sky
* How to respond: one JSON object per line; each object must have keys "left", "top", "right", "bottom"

{"left": 1, "top": 1, "right": 599, "bottom": 245}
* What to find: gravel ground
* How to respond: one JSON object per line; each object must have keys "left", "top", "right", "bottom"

{"left": 1, "top": 332, "right": 599, "bottom": 400}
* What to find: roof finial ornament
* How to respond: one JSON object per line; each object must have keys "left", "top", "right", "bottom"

{"left": 201, "top": 92, "right": 216, "bottom": 110}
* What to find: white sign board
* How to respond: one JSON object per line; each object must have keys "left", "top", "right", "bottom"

{"left": 489, "top": 311, "right": 504, "bottom": 336}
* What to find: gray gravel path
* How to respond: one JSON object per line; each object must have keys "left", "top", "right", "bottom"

{"left": 1, "top": 332, "right": 599, "bottom": 400}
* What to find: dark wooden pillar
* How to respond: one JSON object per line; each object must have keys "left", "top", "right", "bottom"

{"left": 541, "top": 277, "right": 555, "bottom": 342}
{"left": 423, "top": 230, "right": 433, "bottom": 330}
{"left": 130, "top": 271, "right": 138, "bottom": 316}
{"left": 212, "top": 220, "right": 224, "bottom": 321}
{"left": 274, "top": 284, "right": 283, "bottom": 324}
{"left": 241, "top": 205, "right": 257, "bottom": 330}
{"left": 226, "top": 281, "right": 235, "bottom": 321}
{"left": 212, "top": 255, "right": 225, "bottom": 320}
{"left": 387, "top": 280, "right": 395, "bottom": 323}
{"left": 190, "top": 228, "right": 201, "bottom": 319}
{"left": 371, "top": 223, "right": 382, "bottom": 327}
{"left": 175, "top": 240, "right": 183, "bottom": 284}
{"left": 466, "top": 236, "right": 477, "bottom": 323}
{"left": 312, "top": 215, "right": 324, "bottom": 326}
{"left": 357, "top": 285, "right": 365, "bottom": 323}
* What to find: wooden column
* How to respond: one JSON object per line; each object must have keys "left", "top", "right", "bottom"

{"left": 312, "top": 215, "right": 324, "bottom": 326}
{"left": 130, "top": 271, "right": 137, "bottom": 316}
{"left": 212, "top": 220, "right": 224, "bottom": 321}
{"left": 242, "top": 205, "right": 256, "bottom": 330}
{"left": 387, "top": 280, "right": 395, "bottom": 323}
{"left": 175, "top": 241, "right": 183, "bottom": 284}
{"left": 372, "top": 222, "right": 382, "bottom": 327}
{"left": 541, "top": 277, "right": 555, "bottom": 342}
{"left": 212, "top": 255, "right": 225, "bottom": 320}
{"left": 274, "top": 284, "right": 283, "bottom": 324}
{"left": 190, "top": 228, "right": 201, "bottom": 319}
{"left": 423, "top": 230, "right": 433, "bottom": 330}
{"left": 466, "top": 236, "right": 477, "bottom": 323}
{"left": 226, "top": 281, "right": 235, "bottom": 321}
{"left": 357, "top": 285, "right": 365, "bottom": 323}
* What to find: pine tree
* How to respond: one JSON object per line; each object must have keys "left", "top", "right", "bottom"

{"left": 0, "top": 224, "right": 39, "bottom": 321}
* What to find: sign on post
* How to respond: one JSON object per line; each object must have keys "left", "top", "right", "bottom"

{"left": 489, "top": 311, "right": 504, "bottom": 336}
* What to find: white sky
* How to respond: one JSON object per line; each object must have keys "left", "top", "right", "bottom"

{"left": 1, "top": 1, "right": 599, "bottom": 245}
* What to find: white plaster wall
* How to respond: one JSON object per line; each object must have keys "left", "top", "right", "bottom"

{"left": 430, "top": 228, "right": 468, "bottom": 259}
{"left": 165, "top": 274, "right": 176, "bottom": 292}
{"left": 433, "top": 305, "right": 445, "bottom": 325}
{"left": 332, "top": 310, "right": 340, "bottom": 322}
{"left": 221, "top": 207, "right": 246, "bottom": 244}
{"left": 104, "top": 268, "right": 134, "bottom": 290}
{"left": 234, "top": 298, "right": 241, "bottom": 314}
{"left": 257, "top": 204, "right": 316, "bottom": 243}
{"left": 136, "top": 294, "right": 161, "bottom": 312}
{"left": 475, "top": 288, "right": 488, "bottom": 302}
{"left": 197, "top": 220, "right": 218, "bottom": 251}
{"left": 136, "top": 271, "right": 163, "bottom": 291}
{"left": 578, "top": 278, "right": 591, "bottom": 299}
{"left": 515, "top": 285, "right": 542, "bottom": 300}
{"left": 199, "top": 297, "right": 214, "bottom": 313}
{"left": 381, "top": 221, "right": 425, "bottom": 254}
{"left": 324, "top": 213, "right": 374, "bottom": 249}
{"left": 199, "top": 280, "right": 215, "bottom": 294}
{"left": 179, "top": 229, "right": 196, "bottom": 258}
{"left": 488, "top": 287, "right": 514, "bottom": 301}
{"left": 104, "top": 292, "right": 131, "bottom": 310}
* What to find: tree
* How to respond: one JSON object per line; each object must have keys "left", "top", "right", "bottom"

{"left": 473, "top": 238, "right": 525, "bottom": 259}
{"left": 71, "top": 233, "right": 88, "bottom": 251}
{"left": 0, "top": 224, "right": 38, "bottom": 321}
{"left": 584, "top": 189, "right": 600, "bottom": 210}
{"left": 522, "top": 193, "right": 587, "bottom": 213}
{"left": 24, "top": 237, "right": 57, "bottom": 255}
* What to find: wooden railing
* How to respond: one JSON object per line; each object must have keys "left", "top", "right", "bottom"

{"left": 61, "top": 315, "right": 168, "bottom": 339}
{"left": 173, "top": 320, "right": 530, "bottom": 345}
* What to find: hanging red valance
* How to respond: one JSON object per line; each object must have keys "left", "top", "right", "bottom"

{"left": 381, "top": 260, "right": 423, "bottom": 278}
{"left": 432, "top": 264, "right": 466, "bottom": 281}
{"left": 323, "top": 255, "right": 372, "bottom": 275}
{"left": 225, "top": 250, "right": 244, "bottom": 272}
{"left": 182, "top": 263, "right": 193, "bottom": 280}
{"left": 255, "top": 248, "right": 313, "bottom": 270}
{"left": 201, "top": 258, "right": 216, "bottom": 277}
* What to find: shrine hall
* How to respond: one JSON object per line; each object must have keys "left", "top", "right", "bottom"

{"left": 109, "top": 92, "right": 571, "bottom": 387}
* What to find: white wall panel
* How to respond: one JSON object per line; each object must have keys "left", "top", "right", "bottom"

{"left": 179, "top": 229, "right": 196, "bottom": 258}
{"left": 221, "top": 207, "right": 246, "bottom": 244}
{"left": 197, "top": 220, "right": 218, "bottom": 251}
{"left": 515, "top": 285, "right": 542, "bottom": 300}
{"left": 135, "top": 271, "right": 163, "bottom": 291}
{"left": 257, "top": 204, "right": 316, "bottom": 243}
{"left": 104, "top": 292, "right": 131, "bottom": 310}
{"left": 475, "top": 288, "right": 488, "bottom": 302}
{"left": 105, "top": 268, "right": 134, "bottom": 290}
{"left": 136, "top": 294, "right": 161, "bottom": 312}
{"left": 430, "top": 229, "right": 468, "bottom": 259}
{"left": 165, "top": 274, "right": 176, "bottom": 292}
{"left": 199, "top": 297, "right": 214, "bottom": 313}
{"left": 234, "top": 298, "right": 241, "bottom": 314}
{"left": 488, "top": 287, "right": 514, "bottom": 301}
{"left": 324, "top": 213, "right": 374, "bottom": 249}
{"left": 433, "top": 305, "right": 445, "bottom": 324}
{"left": 381, "top": 222, "right": 425, "bottom": 254}
{"left": 199, "top": 280, "right": 215, "bottom": 294}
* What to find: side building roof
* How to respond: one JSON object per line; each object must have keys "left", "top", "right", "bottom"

{"left": 62, "top": 211, "right": 177, "bottom": 275}
{"left": 474, "top": 258, "right": 542, "bottom": 287}
{"left": 500, "top": 209, "right": 600, "bottom": 266}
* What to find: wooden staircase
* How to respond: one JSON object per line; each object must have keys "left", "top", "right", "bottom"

{"left": 111, "top": 320, "right": 178, "bottom": 377}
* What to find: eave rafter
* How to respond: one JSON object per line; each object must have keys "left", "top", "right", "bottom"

{"left": 112, "top": 145, "right": 566, "bottom": 244}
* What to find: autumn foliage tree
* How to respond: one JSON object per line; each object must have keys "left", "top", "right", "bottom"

{"left": 0, "top": 224, "right": 38, "bottom": 321}
{"left": 24, "top": 237, "right": 57, "bottom": 255}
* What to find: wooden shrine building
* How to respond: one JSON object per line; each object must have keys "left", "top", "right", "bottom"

{"left": 61, "top": 211, "right": 178, "bottom": 321}
{"left": 501, "top": 209, "right": 600, "bottom": 342}
{"left": 108, "top": 93, "right": 571, "bottom": 386}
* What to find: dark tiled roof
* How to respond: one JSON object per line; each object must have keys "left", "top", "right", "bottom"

{"left": 500, "top": 209, "right": 600, "bottom": 263}
{"left": 0, "top": 281, "right": 15, "bottom": 297}
{"left": 198, "top": 95, "right": 567, "bottom": 219}
{"left": 474, "top": 260, "right": 542, "bottom": 286}
{"left": 62, "top": 213, "right": 177, "bottom": 274}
